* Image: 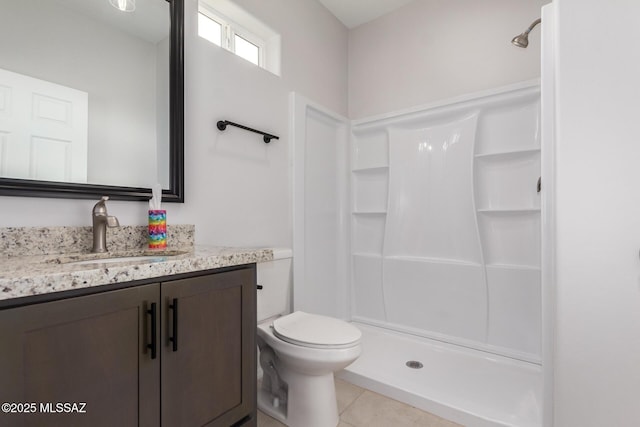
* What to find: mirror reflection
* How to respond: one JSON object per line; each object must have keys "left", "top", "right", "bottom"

{"left": 0, "top": 0, "right": 170, "bottom": 189}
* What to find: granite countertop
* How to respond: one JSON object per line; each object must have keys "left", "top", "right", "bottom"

{"left": 0, "top": 245, "right": 273, "bottom": 302}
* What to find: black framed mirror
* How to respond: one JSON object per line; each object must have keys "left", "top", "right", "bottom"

{"left": 0, "top": 0, "right": 184, "bottom": 202}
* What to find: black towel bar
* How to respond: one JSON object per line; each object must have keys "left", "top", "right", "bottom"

{"left": 216, "top": 120, "right": 279, "bottom": 143}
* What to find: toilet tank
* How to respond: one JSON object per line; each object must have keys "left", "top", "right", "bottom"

{"left": 257, "top": 248, "right": 293, "bottom": 322}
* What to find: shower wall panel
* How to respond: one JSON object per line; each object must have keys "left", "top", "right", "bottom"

{"left": 384, "top": 116, "right": 481, "bottom": 262}
{"left": 292, "top": 95, "right": 351, "bottom": 320}
{"left": 381, "top": 115, "right": 487, "bottom": 342}
{"left": 383, "top": 258, "right": 487, "bottom": 341}
{"left": 350, "top": 83, "right": 542, "bottom": 361}
{"left": 352, "top": 255, "right": 385, "bottom": 321}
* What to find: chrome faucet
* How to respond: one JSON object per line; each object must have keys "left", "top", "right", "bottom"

{"left": 91, "top": 196, "right": 120, "bottom": 253}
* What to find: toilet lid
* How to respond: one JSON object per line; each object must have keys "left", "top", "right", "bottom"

{"left": 272, "top": 311, "right": 362, "bottom": 349}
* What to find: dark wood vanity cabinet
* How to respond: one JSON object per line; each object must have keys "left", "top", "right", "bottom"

{"left": 0, "top": 265, "right": 257, "bottom": 427}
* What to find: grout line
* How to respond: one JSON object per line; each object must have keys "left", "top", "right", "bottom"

{"left": 338, "top": 388, "right": 367, "bottom": 417}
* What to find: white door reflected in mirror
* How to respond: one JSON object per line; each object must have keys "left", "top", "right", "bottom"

{"left": 0, "top": 68, "right": 88, "bottom": 183}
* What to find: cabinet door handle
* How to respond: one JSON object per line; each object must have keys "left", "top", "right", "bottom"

{"left": 169, "top": 298, "right": 178, "bottom": 352}
{"left": 147, "top": 302, "right": 157, "bottom": 360}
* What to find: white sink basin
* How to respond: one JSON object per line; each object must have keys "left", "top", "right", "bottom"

{"left": 68, "top": 255, "right": 169, "bottom": 265}
{"left": 50, "top": 250, "right": 190, "bottom": 266}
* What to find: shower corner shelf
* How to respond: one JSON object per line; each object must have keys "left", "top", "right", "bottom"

{"left": 477, "top": 208, "right": 541, "bottom": 214}
{"left": 352, "top": 211, "right": 387, "bottom": 215}
{"left": 352, "top": 165, "right": 389, "bottom": 173}
{"left": 474, "top": 147, "right": 540, "bottom": 159}
{"left": 352, "top": 252, "right": 383, "bottom": 259}
{"left": 486, "top": 263, "right": 541, "bottom": 271}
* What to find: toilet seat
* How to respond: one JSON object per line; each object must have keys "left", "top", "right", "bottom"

{"left": 272, "top": 311, "right": 361, "bottom": 349}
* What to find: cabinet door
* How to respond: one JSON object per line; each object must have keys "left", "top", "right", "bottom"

{"left": 0, "top": 284, "right": 160, "bottom": 427}
{"left": 161, "top": 267, "right": 256, "bottom": 427}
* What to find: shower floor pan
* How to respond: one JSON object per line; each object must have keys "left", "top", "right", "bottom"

{"left": 338, "top": 323, "right": 542, "bottom": 427}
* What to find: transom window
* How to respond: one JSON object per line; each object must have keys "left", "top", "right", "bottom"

{"left": 198, "top": 6, "right": 263, "bottom": 67}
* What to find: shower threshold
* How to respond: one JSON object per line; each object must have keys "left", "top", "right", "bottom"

{"left": 337, "top": 323, "right": 542, "bottom": 427}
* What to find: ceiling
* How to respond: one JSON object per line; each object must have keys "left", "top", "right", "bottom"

{"left": 318, "top": 0, "right": 415, "bottom": 29}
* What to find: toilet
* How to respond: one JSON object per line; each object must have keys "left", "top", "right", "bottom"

{"left": 257, "top": 249, "right": 362, "bottom": 427}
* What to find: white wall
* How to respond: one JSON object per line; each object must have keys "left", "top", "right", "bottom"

{"left": 348, "top": 0, "right": 547, "bottom": 119}
{"left": 553, "top": 0, "right": 640, "bottom": 425}
{"left": 0, "top": 0, "right": 347, "bottom": 250}
{"left": 228, "top": 0, "right": 348, "bottom": 116}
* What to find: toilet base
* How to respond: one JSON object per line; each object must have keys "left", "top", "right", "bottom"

{"left": 258, "top": 370, "right": 339, "bottom": 427}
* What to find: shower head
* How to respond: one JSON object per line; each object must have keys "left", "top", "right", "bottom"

{"left": 511, "top": 18, "right": 541, "bottom": 48}
{"left": 511, "top": 33, "right": 530, "bottom": 48}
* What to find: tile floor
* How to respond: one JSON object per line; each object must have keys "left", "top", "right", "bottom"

{"left": 257, "top": 378, "right": 462, "bottom": 427}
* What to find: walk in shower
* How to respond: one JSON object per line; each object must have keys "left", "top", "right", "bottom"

{"left": 292, "top": 80, "right": 544, "bottom": 427}
{"left": 349, "top": 84, "right": 541, "bottom": 362}
{"left": 343, "top": 82, "right": 542, "bottom": 427}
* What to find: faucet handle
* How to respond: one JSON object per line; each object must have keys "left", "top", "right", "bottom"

{"left": 93, "top": 195, "right": 110, "bottom": 215}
